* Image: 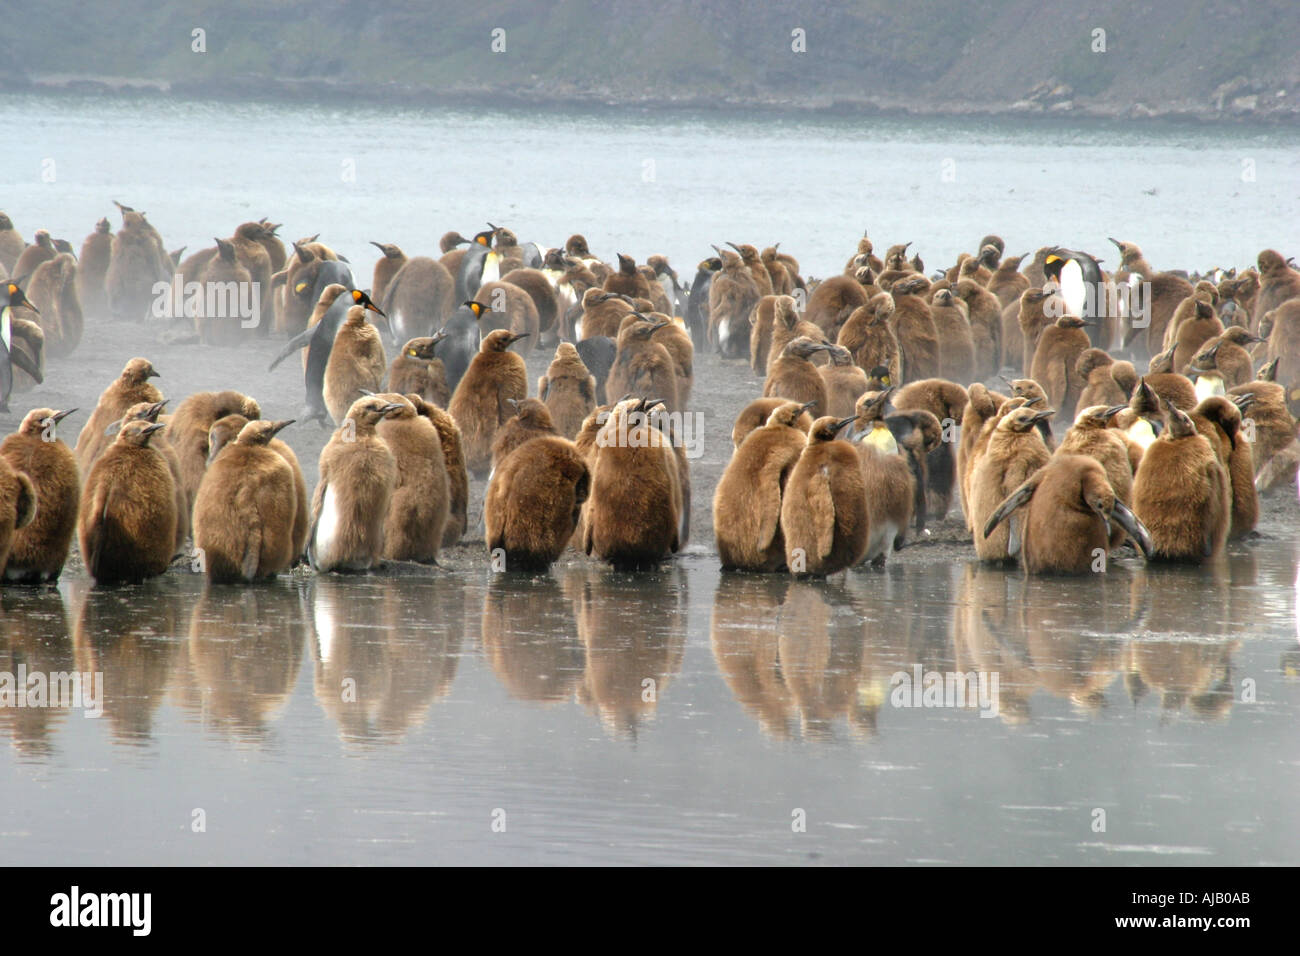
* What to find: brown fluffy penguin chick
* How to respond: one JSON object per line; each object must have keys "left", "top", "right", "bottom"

{"left": 957, "top": 383, "right": 1009, "bottom": 530}
{"left": 988, "top": 254, "right": 1030, "bottom": 308}
{"left": 1058, "top": 404, "right": 1137, "bottom": 548}
{"left": 0, "top": 408, "right": 78, "bottom": 582}
{"left": 837, "top": 294, "right": 902, "bottom": 383}
{"left": 387, "top": 334, "right": 451, "bottom": 408}
{"left": 714, "top": 400, "right": 811, "bottom": 571}
{"left": 195, "top": 238, "right": 255, "bottom": 346}
{"left": 485, "top": 434, "right": 589, "bottom": 572}
{"left": 374, "top": 393, "right": 449, "bottom": 563}
{"left": 308, "top": 396, "right": 402, "bottom": 572}
{"left": 1253, "top": 249, "right": 1300, "bottom": 323}
{"left": 76, "top": 217, "right": 113, "bottom": 320}
{"left": 929, "top": 288, "right": 976, "bottom": 385}
{"left": 954, "top": 277, "right": 1003, "bottom": 381}
{"left": 115, "top": 400, "right": 189, "bottom": 558}
{"left": 731, "top": 397, "right": 813, "bottom": 450}
{"left": 78, "top": 420, "right": 177, "bottom": 584}
{"left": 583, "top": 399, "right": 682, "bottom": 570}
{"left": 617, "top": 311, "right": 695, "bottom": 403}
{"left": 969, "top": 403, "right": 1054, "bottom": 561}
{"left": 1170, "top": 296, "right": 1222, "bottom": 370}
{"left": 74, "top": 357, "right": 162, "bottom": 472}
{"left": 1015, "top": 287, "right": 1057, "bottom": 375}
{"left": 537, "top": 342, "right": 596, "bottom": 440}
{"left": 1075, "top": 348, "right": 1130, "bottom": 410}
{"left": 894, "top": 378, "right": 968, "bottom": 520}
{"left": 192, "top": 419, "right": 297, "bottom": 582}
{"left": 369, "top": 242, "right": 407, "bottom": 305}
{"left": 708, "top": 249, "right": 760, "bottom": 358}
{"left": 1197, "top": 326, "right": 1261, "bottom": 389}
{"left": 1190, "top": 396, "right": 1257, "bottom": 540}
{"left": 804, "top": 273, "right": 873, "bottom": 341}
{"left": 1143, "top": 348, "right": 1199, "bottom": 410}
{"left": 763, "top": 336, "right": 832, "bottom": 419}
{"left": 605, "top": 319, "right": 680, "bottom": 413}
{"left": 1031, "top": 315, "right": 1093, "bottom": 422}
{"left": 406, "top": 395, "right": 469, "bottom": 548}
{"left": 1109, "top": 238, "right": 1193, "bottom": 355}
{"left": 491, "top": 398, "right": 559, "bottom": 473}
{"left": 168, "top": 390, "right": 261, "bottom": 520}
{"left": 983, "top": 454, "right": 1152, "bottom": 574}
{"left": 820, "top": 344, "right": 870, "bottom": 418}
{"left": 448, "top": 328, "right": 529, "bottom": 477}
{"left": 847, "top": 390, "right": 915, "bottom": 566}
{"left": 1227, "top": 378, "right": 1295, "bottom": 476}
{"left": 207, "top": 413, "right": 308, "bottom": 560}
{"left": 888, "top": 276, "right": 940, "bottom": 383}
{"left": 765, "top": 294, "right": 827, "bottom": 375}
{"left": 727, "top": 243, "right": 774, "bottom": 298}
{"left": 779, "top": 415, "right": 869, "bottom": 577}
{"left": 0, "top": 455, "right": 36, "bottom": 575}
{"left": 1132, "top": 400, "right": 1231, "bottom": 562}
{"left": 0, "top": 212, "right": 24, "bottom": 273}
{"left": 323, "top": 305, "right": 387, "bottom": 425}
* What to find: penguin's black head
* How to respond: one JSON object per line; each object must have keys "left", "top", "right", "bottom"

{"left": 465, "top": 300, "right": 491, "bottom": 320}
{"left": 351, "top": 288, "right": 385, "bottom": 318}
{"left": 3, "top": 280, "right": 36, "bottom": 313}
{"left": 473, "top": 229, "right": 495, "bottom": 247}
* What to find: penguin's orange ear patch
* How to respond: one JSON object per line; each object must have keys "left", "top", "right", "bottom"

{"left": 294, "top": 281, "right": 308, "bottom": 294}
{"left": 1045, "top": 255, "right": 1061, "bottom": 265}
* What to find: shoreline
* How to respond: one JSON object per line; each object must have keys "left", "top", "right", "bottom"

{"left": 7, "top": 72, "right": 1300, "bottom": 128}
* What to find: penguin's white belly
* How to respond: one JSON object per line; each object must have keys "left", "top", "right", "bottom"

{"left": 1195, "top": 375, "right": 1226, "bottom": 401}
{"left": 316, "top": 485, "right": 341, "bottom": 562}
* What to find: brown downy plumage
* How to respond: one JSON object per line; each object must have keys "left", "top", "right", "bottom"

{"left": 323, "top": 305, "right": 387, "bottom": 425}
{"left": 761, "top": 245, "right": 794, "bottom": 295}
{"left": 195, "top": 238, "right": 254, "bottom": 346}
{"left": 229, "top": 221, "right": 274, "bottom": 333}
{"left": 846, "top": 389, "right": 915, "bottom": 566}
{"left": 605, "top": 319, "right": 680, "bottom": 413}
{"left": 765, "top": 294, "right": 827, "bottom": 375}
{"left": 1016, "top": 287, "right": 1058, "bottom": 375}
{"left": 779, "top": 415, "right": 869, "bottom": 577}
{"left": 982, "top": 454, "right": 1152, "bottom": 574}
{"left": 894, "top": 378, "right": 968, "bottom": 520}
{"left": 1058, "top": 404, "right": 1138, "bottom": 549}
{"left": 819, "top": 345, "right": 870, "bottom": 418}
{"left": 1132, "top": 399, "right": 1230, "bottom": 562}
{"left": 731, "top": 397, "right": 813, "bottom": 450}
{"left": 76, "top": 217, "right": 113, "bottom": 320}
{"left": 1194, "top": 326, "right": 1262, "bottom": 389}
{"left": 1075, "top": 348, "right": 1130, "bottom": 410}
{"left": 957, "top": 383, "right": 1010, "bottom": 530}
{"left": 708, "top": 248, "right": 761, "bottom": 358}
{"left": 726, "top": 242, "right": 773, "bottom": 298}
{"left": 969, "top": 403, "right": 1054, "bottom": 561}
{"left": 74, "top": 357, "right": 163, "bottom": 473}
{"left": 374, "top": 393, "right": 450, "bottom": 564}
{"left": 490, "top": 398, "right": 559, "bottom": 473}
{"left": 113, "top": 400, "right": 189, "bottom": 558}
{"left": 988, "top": 253, "right": 1030, "bottom": 308}
{"left": 1263, "top": 299, "right": 1300, "bottom": 406}
{"left": 0, "top": 454, "right": 37, "bottom": 576}
{"left": 1030, "top": 315, "right": 1093, "bottom": 423}
{"left": 1143, "top": 347, "right": 1198, "bottom": 410}
{"left": 887, "top": 276, "right": 940, "bottom": 383}
{"left": 1109, "top": 238, "right": 1193, "bottom": 356}
{"left": 1189, "top": 396, "right": 1257, "bottom": 540}
{"left": 537, "top": 342, "right": 596, "bottom": 440}
{"left": 837, "top": 293, "right": 902, "bottom": 383}
{"left": 1254, "top": 249, "right": 1300, "bottom": 324}
{"left": 0, "top": 408, "right": 78, "bottom": 582}
{"left": 207, "top": 413, "right": 308, "bottom": 560}
{"left": 763, "top": 337, "right": 833, "bottom": 419}
{"left": 0, "top": 212, "right": 24, "bottom": 273}
{"left": 167, "top": 390, "right": 262, "bottom": 521}
{"left": 387, "top": 334, "right": 451, "bottom": 408}
{"left": 714, "top": 400, "right": 813, "bottom": 571}
{"left": 379, "top": 256, "right": 456, "bottom": 340}
{"left": 78, "top": 420, "right": 177, "bottom": 584}
{"left": 1170, "top": 296, "right": 1223, "bottom": 371}
{"left": 604, "top": 253, "right": 653, "bottom": 299}
{"left": 473, "top": 280, "right": 539, "bottom": 349}
{"left": 929, "top": 288, "right": 976, "bottom": 385}
{"left": 619, "top": 310, "right": 694, "bottom": 404}
{"left": 369, "top": 241, "right": 407, "bottom": 304}
{"left": 578, "top": 288, "right": 635, "bottom": 340}
{"left": 485, "top": 433, "right": 589, "bottom": 572}
{"left": 307, "top": 395, "right": 402, "bottom": 572}
{"left": 193, "top": 419, "right": 298, "bottom": 582}
{"left": 447, "top": 328, "right": 530, "bottom": 477}
{"left": 13, "top": 229, "right": 56, "bottom": 280}
{"left": 583, "top": 398, "right": 682, "bottom": 570}
{"left": 503, "top": 267, "right": 560, "bottom": 336}
{"left": 807, "top": 272, "right": 876, "bottom": 342}
{"left": 953, "top": 277, "right": 1003, "bottom": 381}
{"left": 407, "top": 395, "right": 469, "bottom": 548}
{"left": 26, "top": 252, "right": 83, "bottom": 358}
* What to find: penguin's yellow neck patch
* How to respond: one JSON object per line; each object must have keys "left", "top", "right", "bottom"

{"left": 1195, "top": 374, "right": 1226, "bottom": 401}
{"left": 864, "top": 422, "right": 898, "bottom": 456}
{"left": 1128, "top": 418, "right": 1157, "bottom": 450}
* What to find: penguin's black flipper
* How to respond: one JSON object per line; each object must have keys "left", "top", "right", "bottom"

{"left": 8, "top": 344, "right": 42, "bottom": 384}
{"left": 268, "top": 326, "right": 316, "bottom": 371}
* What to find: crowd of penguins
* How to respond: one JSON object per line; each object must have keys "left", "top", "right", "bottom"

{"left": 1, "top": 205, "right": 1298, "bottom": 586}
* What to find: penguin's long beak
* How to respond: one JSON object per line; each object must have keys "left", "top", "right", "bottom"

{"left": 269, "top": 420, "right": 295, "bottom": 437}
{"left": 1112, "top": 501, "right": 1154, "bottom": 559}
{"left": 1030, "top": 408, "right": 1056, "bottom": 423}
{"left": 1103, "top": 404, "right": 1127, "bottom": 419}
{"left": 142, "top": 422, "right": 166, "bottom": 437}
{"left": 47, "top": 408, "right": 77, "bottom": 424}
{"left": 379, "top": 403, "right": 404, "bottom": 417}
{"left": 1108, "top": 237, "right": 1122, "bottom": 249}
{"left": 834, "top": 416, "right": 857, "bottom": 433}
{"left": 1022, "top": 395, "right": 1044, "bottom": 407}
{"left": 508, "top": 333, "right": 530, "bottom": 344}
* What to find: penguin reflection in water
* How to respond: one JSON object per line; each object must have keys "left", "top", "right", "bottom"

{"left": 983, "top": 454, "right": 1153, "bottom": 574}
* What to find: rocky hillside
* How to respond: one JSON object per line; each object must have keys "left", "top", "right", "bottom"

{"left": 5, "top": 0, "right": 1298, "bottom": 121}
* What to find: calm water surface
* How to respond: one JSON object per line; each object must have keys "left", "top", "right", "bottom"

{"left": 2, "top": 94, "right": 1299, "bottom": 864}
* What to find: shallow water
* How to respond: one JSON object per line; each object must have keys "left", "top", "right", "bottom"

{"left": 2, "top": 94, "right": 1300, "bottom": 865}
{"left": 2, "top": 544, "right": 1297, "bottom": 865}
